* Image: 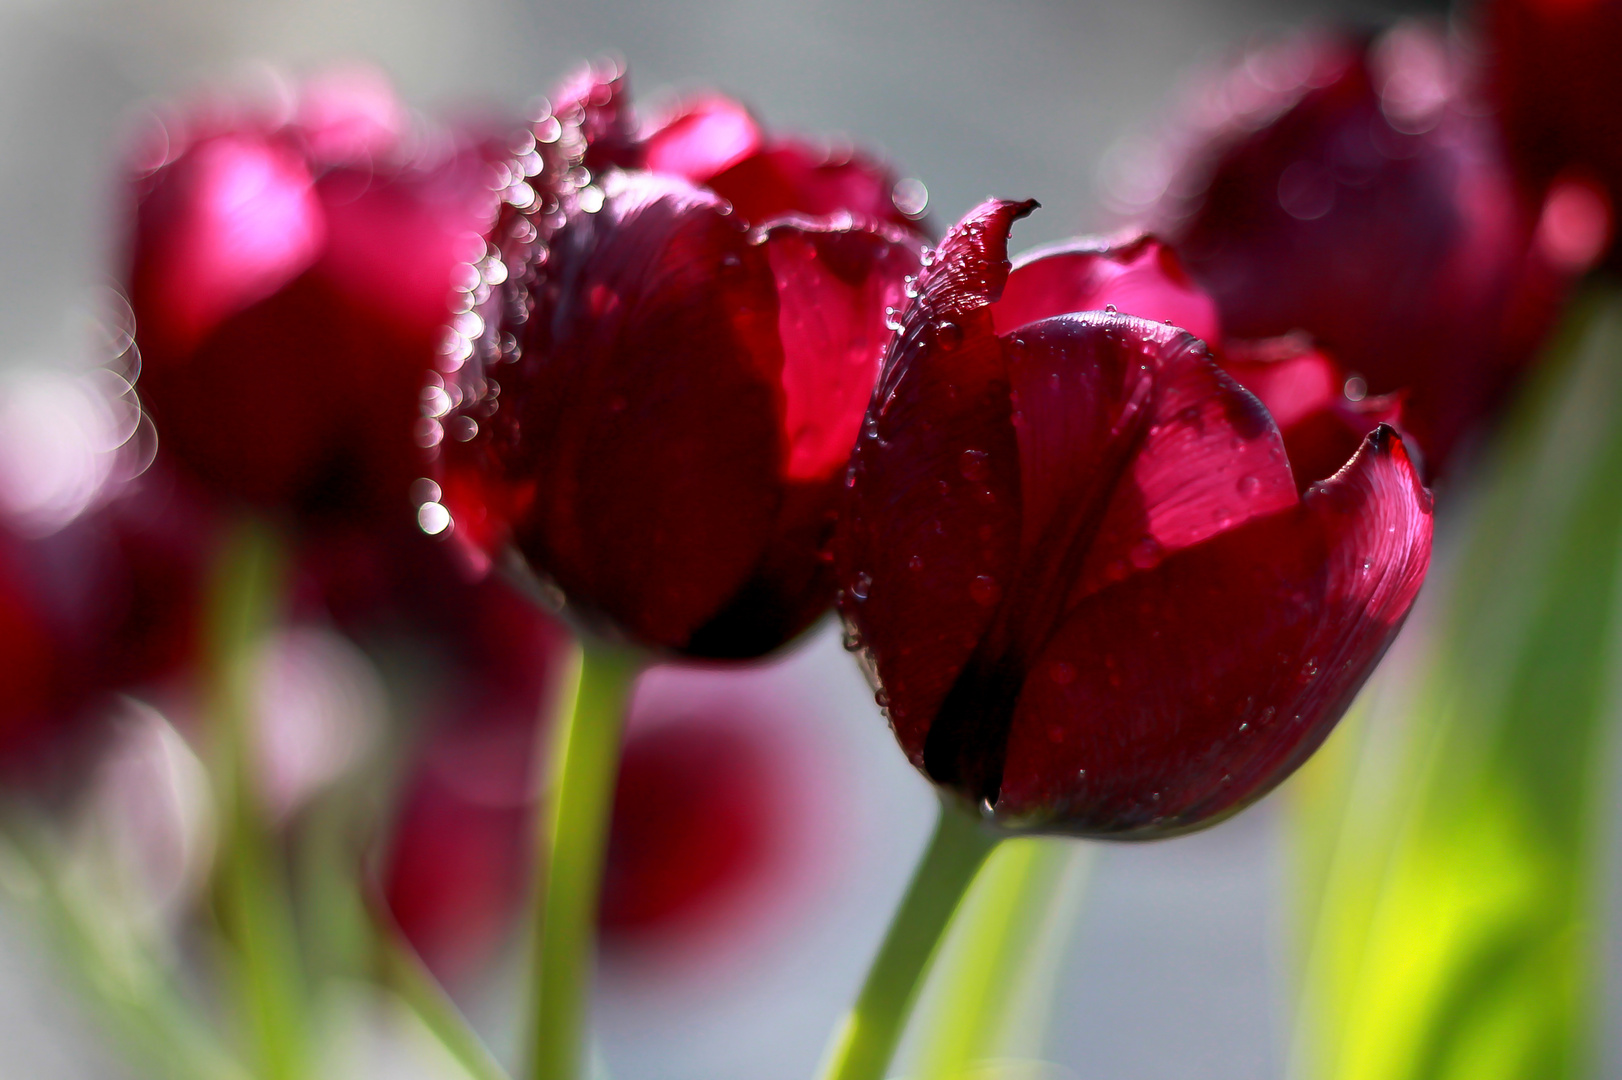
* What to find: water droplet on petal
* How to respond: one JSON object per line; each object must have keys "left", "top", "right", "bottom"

{"left": 851, "top": 571, "right": 872, "bottom": 601}
{"left": 934, "top": 320, "right": 963, "bottom": 350}
{"left": 969, "top": 575, "right": 1001, "bottom": 606}
{"left": 1237, "top": 474, "right": 1261, "bottom": 496}
{"left": 1129, "top": 537, "right": 1162, "bottom": 570}
{"left": 907, "top": 555, "right": 924, "bottom": 571}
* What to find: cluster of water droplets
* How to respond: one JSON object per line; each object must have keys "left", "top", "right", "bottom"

{"left": 414, "top": 94, "right": 602, "bottom": 537}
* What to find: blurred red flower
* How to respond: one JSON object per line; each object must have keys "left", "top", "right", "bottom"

{"left": 835, "top": 199, "right": 1433, "bottom": 837}
{"left": 434, "top": 70, "right": 923, "bottom": 657}
{"left": 1119, "top": 24, "right": 1595, "bottom": 474}
{"left": 383, "top": 659, "right": 815, "bottom": 983}
{"left": 1487, "top": 0, "right": 1621, "bottom": 267}
{"left": 0, "top": 467, "right": 206, "bottom": 777}
{"left": 124, "top": 69, "right": 506, "bottom": 525}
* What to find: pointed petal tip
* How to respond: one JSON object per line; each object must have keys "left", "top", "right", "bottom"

{"left": 1321, "top": 422, "right": 1434, "bottom": 517}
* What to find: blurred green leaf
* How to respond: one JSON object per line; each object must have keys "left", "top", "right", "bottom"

{"left": 1291, "top": 287, "right": 1622, "bottom": 1080}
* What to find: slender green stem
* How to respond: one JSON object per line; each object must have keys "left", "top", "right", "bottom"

{"left": 380, "top": 932, "right": 512, "bottom": 1080}
{"left": 914, "top": 838, "right": 1092, "bottom": 1079}
{"left": 524, "top": 640, "right": 641, "bottom": 1080}
{"left": 206, "top": 522, "right": 308, "bottom": 1080}
{"left": 816, "top": 800, "right": 1000, "bottom": 1080}
{"left": 0, "top": 823, "right": 253, "bottom": 1080}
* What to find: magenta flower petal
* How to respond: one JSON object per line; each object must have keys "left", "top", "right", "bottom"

{"left": 126, "top": 82, "right": 504, "bottom": 523}
{"left": 1223, "top": 336, "right": 1406, "bottom": 488}
{"left": 641, "top": 94, "right": 765, "bottom": 183}
{"left": 991, "top": 235, "right": 1222, "bottom": 343}
{"left": 760, "top": 218, "right": 920, "bottom": 482}
{"left": 129, "top": 131, "right": 324, "bottom": 355}
{"left": 999, "top": 428, "right": 1431, "bottom": 835}
{"left": 839, "top": 199, "right": 1034, "bottom": 760}
{"left": 498, "top": 176, "right": 786, "bottom": 648}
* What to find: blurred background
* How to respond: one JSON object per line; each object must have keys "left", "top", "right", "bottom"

{"left": 0, "top": 0, "right": 1556, "bottom": 1078}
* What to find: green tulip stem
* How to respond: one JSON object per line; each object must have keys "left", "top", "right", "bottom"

{"left": 816, "top": 799, "right": 1000, "bottom": 1080}
{"left": 914, "top": 837, "right": 1093, "bottom": 1078}
{"left": 524, "top": 639, "right": 642, "bottom": 1080}
{"left": 206, "top": 522, "right": 309, "bottom": 1080}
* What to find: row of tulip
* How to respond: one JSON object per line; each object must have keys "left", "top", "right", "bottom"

{"left": 2, "top": 0, "right": 1620, "bottom": 1077}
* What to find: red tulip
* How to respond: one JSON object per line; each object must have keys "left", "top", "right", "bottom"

{"left": 1118, "top": 24, "right": 1594, "bottom": 474}
{"left": 1487, "top": 0, "right": 1622, "bottom": 266}
{"left": 836, "top": 199, "right": 1433, "bottom": 837}
{"left": 999, "top": 233, "right": 1405, "bottom": 489}
{"left": 0, "top": 473, "right": 206, "bottom": 775}
{"left": 433, "top": 90, "right": 923, "bottom": 656}
{"left": 383, "top": 658, "right": 811, "bottom": 981}
{"left": 124, "top": 72, "right": 504, "bottom": 524}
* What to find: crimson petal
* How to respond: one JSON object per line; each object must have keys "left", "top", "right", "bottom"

{"left": 1223, "top": 336, "right": 1406, "bottom": 488}
{"left": 497, "top": 174, "right": 787, "bottom": 650}
{"left": 839, "top": 199, "right": 1035, "bottom": 762}
{"left": 991, "top": 234, "right": 1221, "bottom": 344}
{"left": 640, "top": 94, "right": 764, "bottom": 185}
{"left": 707, "top": 142, "right": 924, "bottom": 235}
{"left": 998, "top": 427, "right": 1432, "bottom": 836}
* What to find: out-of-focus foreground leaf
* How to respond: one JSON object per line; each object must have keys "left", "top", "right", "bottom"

{"left": 1290, "top": 287, "right": 1622, "bottom": 1080}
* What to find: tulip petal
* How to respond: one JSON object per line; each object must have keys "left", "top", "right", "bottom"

{"left": 1223, "top": 336, "right": 1406, "bottom": 487}
{"left": 641, "top": 95, "right": 764, "bottom": 184}
{"left": 503, "top": 174, "right": 788, "bottom": 649}
{"left": 991, "top": 235, "right": 1222, "bottom": 343}
{"left": 707, "top": 142, "right": 922, "bottom": 233}
{"left": 997, "top": 426, "right": 1431, "bottom": 836}
{"left": 1052, "top": 318, "right": 1298, "bottom": 602}
{"left": 757, "top": 218, "right": 922, "bottom": 482}
{"left": 129, "top": 132, "right": 325, "bottom": 354}
{"left": 839, "top": 199, "right": 1035, "bottom": 761}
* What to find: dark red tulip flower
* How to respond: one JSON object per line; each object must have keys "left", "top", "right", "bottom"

{"left": 836, "top": 199, "right": 1434, "bottom": 837}
{"left": 384, "top": 656, "right": 812, "bottom": 981}
{"left": 995, "top": 232, "right": 1404, "bottom": 489}
{"left": 124, "top": 70, "right": 505, "bottom": 525}
{"left": 1117, "top": 23, "right": 1598, "bottom": 473}
{"left": 0, "top": 471, "right": 206, "bottom": 778}
{"left": 432, "top": 71, "right": 923, "bottom": 657}
{"left": 1487, "top": 0, "right": 1622, "bottom": 266}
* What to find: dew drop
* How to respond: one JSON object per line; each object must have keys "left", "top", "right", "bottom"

{"left": 969, "top": 574, "right": 1001, "bottom": 606}
{"left": 875, "top": 689, "right": 891, "bottom": 708}
{"left": 907, "top": 555, "right": 924, "bottom": 571}
{"left": 934, "top": 320, "right": 963, "bottom": 350}
{"left": 1104, "top": 303, "right": 1118, "bottom": 314}
{"left": 1237, "top": 474, "right": 1261, "bottom": 496}
{"left": 851, "top": 571, "right": 873, "bottom": 601}
{"left": 1129, "top": 537, "right": 1162, "bottom": 570}
{"left": 959, "top": 448, "right": 990, "bottom": 483}
{"left": 842, "top": 627, "right": 864, "bottom": 651}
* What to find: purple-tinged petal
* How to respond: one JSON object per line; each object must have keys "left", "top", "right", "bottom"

{"left": 839, "top": 199, "right": 1035, "bottom": 761}
{"left": 998, "top": 427, "right": 1431, "bottom": 835}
